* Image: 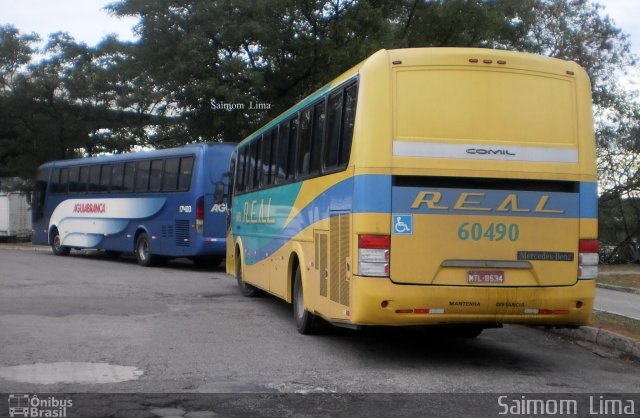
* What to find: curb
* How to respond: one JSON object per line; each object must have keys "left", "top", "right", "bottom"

{"left": 0, "top": 244, "right": 50, "bottom": 253}
{"left": 596, "top": 282, "right": 640, "bottom": 295}
{"left": 545, "top": 326, "right": 640, "bottom": 361}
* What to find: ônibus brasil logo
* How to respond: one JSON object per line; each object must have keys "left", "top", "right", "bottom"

{"left": 8, "top": 394, "right": 73, "bottom": 417}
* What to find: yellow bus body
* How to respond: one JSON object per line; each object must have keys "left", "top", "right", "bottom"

{"left": 228, "top": 48, "right": 597, "bottom": 330}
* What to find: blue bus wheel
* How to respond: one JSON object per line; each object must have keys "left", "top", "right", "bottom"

{"left": 135, "top": 233, "right": 159, "bottom": 267}
{"left": 51, "top": 231, "right": 70, "bottom": 256}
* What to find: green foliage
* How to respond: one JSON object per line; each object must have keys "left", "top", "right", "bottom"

{"left": 1, "top": 1, "right": 639, "bottom": 209}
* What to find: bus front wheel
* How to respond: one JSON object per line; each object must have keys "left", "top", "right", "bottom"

{"left": 236, "top": 255, "right": 258, "bottom": 297}
{"left": 135, "top": 233, "right": 158, "bottom": 267}
{"left": 51, "top": 230, "right": 70, "bottom": 256}
{"left": 293, "top": 266, "right": 319, "bottom": 335}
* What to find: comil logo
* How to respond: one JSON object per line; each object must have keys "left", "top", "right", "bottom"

{"left": 466, "top": 148, "right": 516, "bottom": 156}
{"left": 8, "top": 394, "right": 73, "bottom": 417}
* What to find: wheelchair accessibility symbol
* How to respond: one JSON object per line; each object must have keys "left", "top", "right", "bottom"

{"left": 393, "top": 214, "right": 413, "bottom": 235}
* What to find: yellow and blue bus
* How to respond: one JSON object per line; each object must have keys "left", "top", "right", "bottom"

{"left": 227, "top": 48, "right": 598, "bottom": 336}
{"left": 32, "top": 143, "right": 234, "bottom": 266}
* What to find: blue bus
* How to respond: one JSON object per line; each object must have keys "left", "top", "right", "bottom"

{"left": 31, "top": 143, "right": 235, "bottom": 266}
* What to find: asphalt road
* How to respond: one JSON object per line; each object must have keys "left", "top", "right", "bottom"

{"left": 594, "top": 287, "right": 640, "bottom": 320}
{"left": 0, "top": 248, "right": 638, "bottom": 398}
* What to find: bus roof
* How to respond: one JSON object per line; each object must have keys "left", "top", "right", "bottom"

{"left": 37, "top": 142, "right": 236, "bottom": 170}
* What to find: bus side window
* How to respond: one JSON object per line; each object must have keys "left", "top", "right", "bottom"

{"left": 269, "top": 127, "right": 278, "bottom": 186}
{"left": 68, "top": 166, "right": 80, "bottom": 194}
{"left": 310, "top": 100, "right": 325, "bottom": 175}
{"left": 100, "top": 164, "right": 113, "bottom": 192}
{"left": 340, "top": 82, "right": 358, "bottom": 166}
{"left": 149, "top": 159, "right": 164, "bottom": 192}
{"left": 246, "top": 140, "right": 257, "bottom": 192}
{"left": 324, "top": 90, "right": 343, "bottom": 170}
{"left": 50, "top": 168, "right": 61, "bottom": 194}
{"left": 235, "top": 146, "right": 246, "bottom": 193}
{"left": 135, "top": 160, "right": 151, "bottom": 192}
{"left": 123, "top": 162, "right": 136, "bottom": 193}
{"left": 59, "top": 168, "right": 69, "bottom": 194}
{"left": 297, "top": 108, "right": 312, "bottom": 177}
{"left": 78, "top": 166, "right": 89, "bottom": 193}
{"left": 287, "top": 116, "right": 298, "bottom": 181}
{"left": 111, "top": 163, "right": 125, "bottom": 193}
{"left": 178, "top": 156, "right": 194, "bottom": 191}
{"left": 261, "top": 131, "right": 272, "bottom": 187}
{"left": 88, "top": 165, "right": 101, "bottom": 192}
{"left": 163, "top": 158, "right": 180, "bottom": 191}
{"left": 276, "top": 121, "right": 290, "bottom": 184}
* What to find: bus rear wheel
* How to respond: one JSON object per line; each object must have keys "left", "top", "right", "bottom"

{"left": 236, "top": 254, "right": 258, "bottom": 297}
{"left": 135, "top": 233, "right": 158, "bottom": 267}
{"left": 293, "top": 266, "right": 319, "bottom": 335}
{"left": 51, "top": 230, "right": 70, "bottom": 256}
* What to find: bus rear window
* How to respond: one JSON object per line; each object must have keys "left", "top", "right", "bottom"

{"left": 394, "top": 69, "right": 576, "bottom": 145}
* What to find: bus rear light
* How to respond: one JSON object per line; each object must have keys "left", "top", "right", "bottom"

{"left": 524, "top": 308, "right": 570, "bottom": 315}
{"left": 578, "top": 239, "right": 598, "bottom": 279}
{"left": 358, "top": 234, "right": 389, "bottom": 277}
{"left": 195, "top": 197, "right": 204, "bottom": 234}
{"left": 358, "top": 235, "right": 389, "bottom": 249}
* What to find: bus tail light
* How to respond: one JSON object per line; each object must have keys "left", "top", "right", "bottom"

{"left": 358, "top": 234, "right": 389, "bottom": 277}
{"left": 578, "top": 239, "right": 598, "bottom": 279}
{"left": 196, "top": 197, "right": 204, "bottom": 234}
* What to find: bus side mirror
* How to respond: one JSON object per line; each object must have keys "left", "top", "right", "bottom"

{"left": 214, "top": 181, "right": 224, "bottom": 204}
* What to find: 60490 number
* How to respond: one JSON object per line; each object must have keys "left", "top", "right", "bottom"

{"left": 457, "top": 222, "right": 519, "bottom": 242}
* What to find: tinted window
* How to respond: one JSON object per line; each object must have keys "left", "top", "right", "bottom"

{"left": 269, "top": 128, "right": 278, "bottom": 186}
{"left": 149, "top": 159, "right": 163, "bottom": 192}
{"left": 68, "top": 166, "right": 80, "bottom": 193}
{"left": 111, "top": 163, "right": 125, "bottom": 192}
{"left": 276, "top": 122, "right": 290, "bottom": 184}
{"left": 235, "top": 147, "right": 246, "bottom": 193}
{"left": 163, "top": 158, "right": 179, "bottom": 191}
{"left": 50, "top": 168, "right": 62, "bottom": 194}
{"left": 88, "top": 165, "right": 101, "bottom": 192}
{"left": 178, "top": 156, "right": 194, "bottom": 191}
{"left": 261, "top": 132, "right": 272, "bottom": 187}
{"left": 287, "top": 117, "right": 298, "bottom": 181}
{"left": 135, "top": 160, "right": 150, "bottom": 192}
{"left": 59, "top": 168, "right": 69, "bottom": 194}
{"left": 297, "top": 108, "right": 312, "bottom": 177}
{"left": 77, "top": 166, "right": 89, "bottom": 193}
{"left": 123, "top": 162, "right": 135, "bottom": 192}
{"left": 310, "top": 101, "right": 325, "bottom": 174}
{"left": 341, "top": 82, "right": 358, "bottom": 165}
{"left": 324, "top": 91, "right": 343, "bottom": 169}
{"left": 100, "top": 164, "right": 113, "bottom": 192}
{"left": 246, "top": 140, "right": 257, "bottom": 191}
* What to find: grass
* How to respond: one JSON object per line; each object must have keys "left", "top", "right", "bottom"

{"left": 591, "top": 311, "right": 640, "bottom": 341}
{"left": 598, "top": 264, "right": 640, "bottom": 289}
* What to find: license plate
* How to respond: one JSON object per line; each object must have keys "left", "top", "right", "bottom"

{"left": 468, "top": 270, "right": 504, "bottom": 284}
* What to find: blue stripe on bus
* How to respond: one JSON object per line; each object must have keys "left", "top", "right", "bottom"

{"left": 579, "top": 182, "right": 598, "bottom": 219}
{"left": 391, "top": 186, "right": 580, "bottom": 218}
{"left": 236, "top": 176, "right": 598, "bottom": 264}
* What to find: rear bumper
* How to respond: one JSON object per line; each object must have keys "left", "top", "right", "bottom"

{"left": 349, "top": 276, "right": 595, "bottom": 326}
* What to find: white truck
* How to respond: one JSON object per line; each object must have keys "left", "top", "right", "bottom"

{"left": 0, "top": 191, "right": 32, "bottom": 241}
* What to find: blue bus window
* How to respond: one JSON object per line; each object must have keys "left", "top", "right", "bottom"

{"left": 178, "top": 157, "right": 194, "bottom": 191}
{"left": 111, "top": 163, "right": 125, "bottom": 193}
{"left": 135, "top": 160, "right": 151, "bottom": 192}
{"left": 149, "top": 159, "right": 163, "bottom": 192}
{"left": 163, "top": 158, "right": 179, "bottom": 191}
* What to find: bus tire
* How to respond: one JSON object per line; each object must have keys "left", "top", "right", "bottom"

{"left": 236, "top": 254, "right": 258, "bottom": 297}
{"left": 51, "top": 230, "right": 70, "bottom": 256}
{"left": 135, "top": 233, "right": 158, "bottom": 267}
{"left": 293, "top": 265, "right": 319, "bottom": 335}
